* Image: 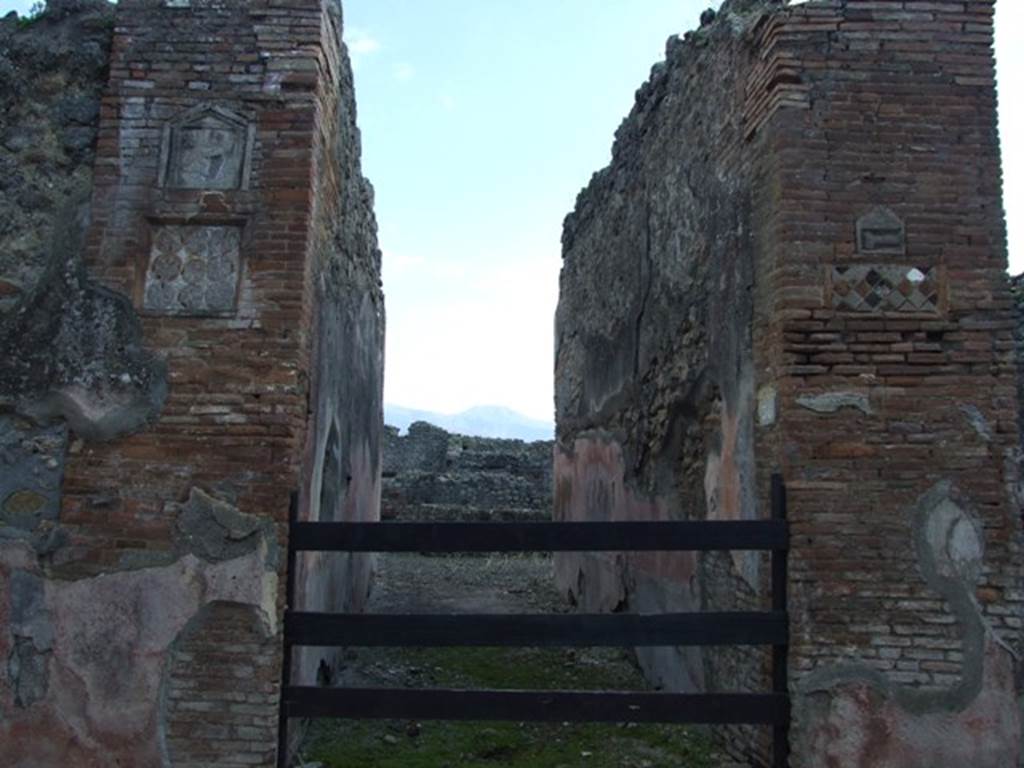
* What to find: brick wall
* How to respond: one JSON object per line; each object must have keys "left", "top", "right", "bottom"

{"left": 64, "top": 0, "right": 322, "bottom": 577}
{"left": 755, "top": 2, "right": 1020, "bottom": 765}
{"left": 555, "top": 1, "right": 1020, "bottom": 766}
{"left": 162, "top": 603, "right": 279, "bottom": 767}
{"left": 0, "top": 1, "right": 382, "bottom": 766}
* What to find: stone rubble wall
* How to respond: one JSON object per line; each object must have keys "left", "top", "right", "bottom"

{"left": 555, "top": 1, "right": 775, "bottom": 760}
{"left": 382, "top": 421, "right": 553, "bottom": 521}
{"left": 1014, "top": 272, "right": 1023, "bottom": 455}
{"left": 0, "top": 1, "right": 383, "bottom": 766}
{"left": 0, "top": 0, "right": 112, "bottom": 321}
{"left": 555, "top": 1, "right": 1021, "bottom": 766}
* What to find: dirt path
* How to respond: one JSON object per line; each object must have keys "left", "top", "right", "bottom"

{"left": 366, "top": 552, "right": 564, "bottom": 614}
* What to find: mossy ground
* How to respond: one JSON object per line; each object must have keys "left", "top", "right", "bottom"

{"left": 296, "top": 554, "right": 722, "bottom": 767}
{"left": 298, "top": 644, "right": 717, "bottom": 768}
{"left": 304, "top": 718, "right": 715, "bottom": 768}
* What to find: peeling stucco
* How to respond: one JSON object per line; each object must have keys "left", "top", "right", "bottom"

{"left": 0, "top": 534, "right": 278, "bottom": 767}
{"left": 795, "top": 391, "right": 873, "bottom": 416}
{"left": 794, "top": 482, "right": 1021, "bottom": 766}
{"left": 959, "top": 404, "right": 993, "bottom": 443}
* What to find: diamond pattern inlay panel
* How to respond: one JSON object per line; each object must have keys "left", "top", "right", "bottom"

{"left": 144, "top": 226, "right": 241, "bottom": 315}
{"left": 830, "top": 265, "right": 941, "bottom": 314}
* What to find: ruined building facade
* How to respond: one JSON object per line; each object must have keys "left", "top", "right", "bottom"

{"left": 555, "top": 1, "right": 1020, "bottom": 766}
{"left": 1, "top": 0, "right": 1021, "bottom": 767}
{"left": 0, "top": 1, "right": 383, "bottom": 765}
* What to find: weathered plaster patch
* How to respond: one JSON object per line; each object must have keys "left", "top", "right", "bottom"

{"left": 9, "top": 571, "right": 53, "bottom": 652}
{"left": 960, "top": 404, "right": 993, "bottom": 442}
{"left": 0, "top": 540, "right": 278, "bottom": 766}
{"left": 7, "top": 570, "right": 53, "bottom": 708}
{"left": 174, "top": 486, "right": 277, "bottom": 566}
{"left": 1, "top": 199, "right": 168, "bottom": 445}
{"left": 705, "top": 366, "right": 758, "bottom": 588}
{"left": 756, "top": 384, "right": 777, "bottom": 426}
{"left": 795, "top": 390, "right": 872, "bottom": 416}
{"left": 630, "top": 568, "right": 705, "bottom": 695}
{"left": 801, "top": 640, "right": 1018, "bottom": 768}
{"left": 554, "top": 433, "right": 699, "bottom": 598}
{"left": 293, "top": 285, "right": 384, "bottom": 687}
{"left": 20, "top": 376, "right": 167, "bottom": 443}
{"left": 0, "top": 418, "right": 66, "bottom": 534}
{"left": 7, "top": 637, "right": 49, "bottom": 709}
{"left": 793, "top": 482, "right": 1021, "bottom": 767}
{"left": 553, "top": 434, "right": 705, "bottom": 701}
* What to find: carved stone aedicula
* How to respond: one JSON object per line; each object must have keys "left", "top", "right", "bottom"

{"left": 159, "top": 104, "right": 254, "bottom": 190}
{"left": 856, "top": 207, "right": 906, "bottom": 255}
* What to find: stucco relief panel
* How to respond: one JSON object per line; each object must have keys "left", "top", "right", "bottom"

{"left": 143, "top": 225, "right": 241, "bottom": 316}
{"left": 159, "top": 105, "right": 254, "bottom": 190}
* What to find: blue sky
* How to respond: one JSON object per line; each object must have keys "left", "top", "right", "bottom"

{"left": 347, "top": 0, "right": 1024, "bottom": 422}
{"left": 342, "top": 0, "right": 702, "bottom": 421}
{"left": 3, "top": 1, "right": 1022, "bottom": 423}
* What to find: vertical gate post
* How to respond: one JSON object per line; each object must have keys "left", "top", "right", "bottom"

{"left": 277, "top": 491, "right": 299, "bottom": 768}
{"left": 770, "top": 474, "right": 789, "bottom": 768}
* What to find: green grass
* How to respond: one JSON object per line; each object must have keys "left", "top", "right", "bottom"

{"left": 300, "top": 646, "right": 717, "bottom": 768}
{"left": 388, "top": 646, "right": 646, "bottom": 691}
{"left": 304, "top": 719, "right": 716, "bottom": 768}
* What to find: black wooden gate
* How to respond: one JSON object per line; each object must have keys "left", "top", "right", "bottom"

{"left": 278, "top": 475, "right": 790, "bottom": 767}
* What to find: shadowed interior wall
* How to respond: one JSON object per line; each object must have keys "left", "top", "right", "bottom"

{"left": 291, "top": 0, "right": 384, "bottom": 689}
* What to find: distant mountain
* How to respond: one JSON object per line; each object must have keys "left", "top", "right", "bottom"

{"left": 385, "top": 404, "right": 554, "bottom": 442}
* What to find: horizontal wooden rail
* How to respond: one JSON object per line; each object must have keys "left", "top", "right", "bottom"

{"left": 278, "top": 475, "right": 792, "bottom": 768}
{"left": 284, "top": 610, "right": 788, "bottom": 648}
{"left": 282, "top": 687, "right": 789, "bottom": 725}
{"left": 288, "top": 520, "right": 789, "bottom": 553}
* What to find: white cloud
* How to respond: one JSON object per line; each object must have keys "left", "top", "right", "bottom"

{"left": 382, "top": 250, "right": 425, "bottom": 276}
{"left": 996, "top": 2, "right": 1024, "bottom": 273}
{"left": 393, "top": 63, "right": 416, "bottom": 82}
{"left": 345, "top": 27, "right": 381, "bottom": 56}
{"left": 383, "top": 245, "right": 561, "bottom": 422}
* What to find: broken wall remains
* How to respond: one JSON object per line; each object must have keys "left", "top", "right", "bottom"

{"left": 382, "top": 421, "right": 554, "bottom": 521}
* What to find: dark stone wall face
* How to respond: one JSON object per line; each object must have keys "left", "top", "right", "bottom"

{"left": 292, "top": 0, "right": 385, "bottom": 690}
{"left": 555, "top": 2, "right": 772, "bottom": 759}
{"left": 1013, "top": 273, "right": 1024, "bottom": 456}
{"left": 0, "top": 0, "right": 112, "bottom": 317}
{"left": 556, "top": 1, "right": 1021, "bottom": 766}
{"left": 382, "top": 421, "right": 553, "bottom": 520}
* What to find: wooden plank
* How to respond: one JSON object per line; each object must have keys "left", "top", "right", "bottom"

{"left": 288, "top": 520, "right": 789, "bottom": 553}
{"left": 283, "top": 687, "right": 789, "bottom": 725}
{"left": 277, "top": 491, "right": 299, "bottom": 768}
{"left": 770, "top": 473, "right": 791, "bottom": 768}
{"left": 284, "top": 610, "right": 788, "bottom": 648}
